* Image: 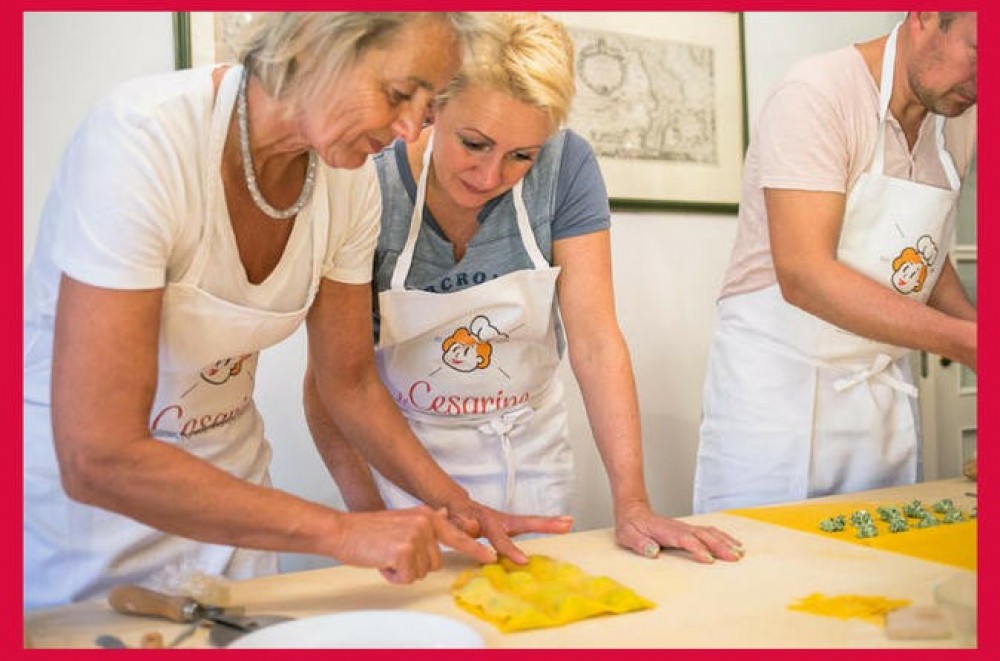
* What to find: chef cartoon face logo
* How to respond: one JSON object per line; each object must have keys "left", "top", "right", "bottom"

{"left": 441, "top": 315, "right": 508, "bottom": 373}
{"left": 200, "top": 354, "right": 252, "bottom": 385}
{"left": 890, "top": 235, "right": 938, "bottom": 295}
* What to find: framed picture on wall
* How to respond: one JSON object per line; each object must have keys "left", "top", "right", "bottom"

{"left": 547, "top": 12, "right": 747, "bottom": 213}
{"left": 173, "top": 11, "right": 255, "bottom": 69}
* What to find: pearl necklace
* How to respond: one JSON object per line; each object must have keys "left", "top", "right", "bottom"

{"left": 237, "top": 67, "right": 317, "bottom": 220}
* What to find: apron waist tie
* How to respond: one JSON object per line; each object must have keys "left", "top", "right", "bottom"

{"left": 477, "top": 408, "right": 534, "bottom": 511}
{"left": 740, "top": 328, "right": 917, "bottom": 398}
{"left": 832, "top": 353, "right": 918, "bottom": 398}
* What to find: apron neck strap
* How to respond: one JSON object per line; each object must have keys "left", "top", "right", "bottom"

{"left": 871, "top": 23, "right": 961, "bottom": 191}
{"left": 390, "top": 134, "right": 433, "bottom": 290}
{"left": 390, "top": 130, "right": 550, "bottom": 291}
{"left": 511, "top": 179, "right": 549, "bottom": 270}
{"left": 934, "top": 115, "right": 962, "bottom": 191}
{"left": 877, "top": 23, "right": 900, "bottom": 123}
{"left": 186, "top": 64, "right": 245, "bottom": 286}
{"left": 871, "top": 23, "right": 900, "bottom": 176}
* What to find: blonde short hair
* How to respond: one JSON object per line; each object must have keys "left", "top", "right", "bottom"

{"left": 438, "top": 13, "right": 575, "bottom": 130}
{"left": 236, "top": 12, "right": 481, "bottom": 108}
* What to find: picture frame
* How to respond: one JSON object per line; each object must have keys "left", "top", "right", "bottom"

{"left": 547, "top": 11, "right": 748, "bottom": 213}
{"left": 173, "top": 11, "right": 747, "bottom": 213}
{"left": 173, "top": 11, "right": 255, "bottom": 69}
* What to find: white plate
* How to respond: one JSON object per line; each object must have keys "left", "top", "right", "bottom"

{"left": 226, "top": 610, "right": 486, "bottom": 649}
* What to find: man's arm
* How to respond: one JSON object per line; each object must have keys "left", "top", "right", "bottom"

{"left": 927, "top": 258, "right": 977, "bottom": 322}
{"left": 766, "top": 188, "right": 976, "bottom": 369}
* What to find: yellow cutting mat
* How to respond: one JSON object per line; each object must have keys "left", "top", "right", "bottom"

{"left": 728, "top": 500, "right": 976, "bottom": 570}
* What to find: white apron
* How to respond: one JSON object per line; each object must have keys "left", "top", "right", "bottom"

{"left": 693, "top": 24, "right": 961, "bottom": 513}
{"left": 372, "top": 138, "right": 573, "bottom": 515}
{"left": 23, "top": 65, "right": 325, "bottom": 608}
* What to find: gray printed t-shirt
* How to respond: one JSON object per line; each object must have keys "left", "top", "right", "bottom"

{"left": 371, "top": 128, "right": 610, "bottom": 344}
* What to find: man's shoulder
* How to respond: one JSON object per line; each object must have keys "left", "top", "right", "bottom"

{"left": 783, "top": 45, "right": 865, "bottom": 88}
{"left": 765, "top": 45, "right": 873, "bottom": 119}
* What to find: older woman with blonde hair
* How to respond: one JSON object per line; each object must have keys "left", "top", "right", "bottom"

{"left": 306, "top": 12, "right": 745, "bottom": 564}
{"left": 20, "top": 12, "right": 567, "bottom": 610}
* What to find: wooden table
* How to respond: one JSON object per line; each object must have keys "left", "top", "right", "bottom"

{"left": 24, "top": 478, "right": 977, "bottom": 648}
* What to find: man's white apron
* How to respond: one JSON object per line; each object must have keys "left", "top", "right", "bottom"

{"left": 693, "top": 24, "right": 960, "bottom": 513}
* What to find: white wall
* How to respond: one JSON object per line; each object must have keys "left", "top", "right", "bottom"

{"left": 742, "top": 12, "right": 901, "bottom": 123}
{"left": 23, "top": 12, "right": 175, "bottom": 267}
{"left": 23, "top": 12, "right": 902, "bottom": 573}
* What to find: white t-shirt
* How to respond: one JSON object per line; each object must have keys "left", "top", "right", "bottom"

{"left": 23, "top": 65, "right": 383, "bottom": 609}
{"left": 24, "top": 65, "right": 380, "bottom": 404}
{"left": 720, "top": 45, "right": 976, "bottom": 300}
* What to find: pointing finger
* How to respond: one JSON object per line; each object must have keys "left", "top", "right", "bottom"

{"left": 432, "top": 509, "right": 496, "bottom": 564}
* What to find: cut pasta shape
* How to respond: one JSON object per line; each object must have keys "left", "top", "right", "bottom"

{"left": 452, "top": 555, "right": 655, "bottom": 633}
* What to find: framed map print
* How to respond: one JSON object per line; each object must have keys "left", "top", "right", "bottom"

{"left": 547, "top": 12, "right": 747, "bottom": 212}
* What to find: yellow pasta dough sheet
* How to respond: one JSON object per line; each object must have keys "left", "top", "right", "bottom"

{"left": 727, "top": 500, "right": 976, "bottom": 570}
{"left": 451, "top": 554, "right": 655, "bottom": 633}
{"left": 787, "top": 593, "right": 911, "bottom": 626}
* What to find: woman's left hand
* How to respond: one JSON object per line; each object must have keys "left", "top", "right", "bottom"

{"left": 446, "top": 499, "right": 574, "bottom": 564}
{"left": 615, "top": 501, "right": 745, "bottom": 563}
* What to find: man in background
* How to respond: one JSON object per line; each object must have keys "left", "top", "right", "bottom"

{"left": 694, "top": 12, "right": 977, "bottom": 512}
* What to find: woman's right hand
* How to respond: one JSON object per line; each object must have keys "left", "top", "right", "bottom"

{"left": 329, "top": 506, "right": 497, "bottom": 584}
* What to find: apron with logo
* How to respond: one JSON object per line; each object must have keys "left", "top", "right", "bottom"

{"left": 372, "top": 138, "right": 573, "bottom": 516}
{"left": 693, "top": 24, "right": 960, "bottom": 513}
{"left": 24, "top": 65, "right": 326, "bottom": 607}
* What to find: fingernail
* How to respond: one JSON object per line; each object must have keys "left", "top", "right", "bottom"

{"left": 643, "top": 543, "right": 660, "bottom": 558}
{"left": 731, "top": 544, "right": 746, "bottom": 557}
{"left": 700, "top": 552, "right": 716, "bottom": 563}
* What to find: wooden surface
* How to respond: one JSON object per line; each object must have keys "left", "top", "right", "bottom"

{"left": 24, "top": 478, "right": 977, "bottom": 649}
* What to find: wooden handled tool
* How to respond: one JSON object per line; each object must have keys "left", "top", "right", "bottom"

{"left": 108, "top": 585, "right": 203, "bottom": 623}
